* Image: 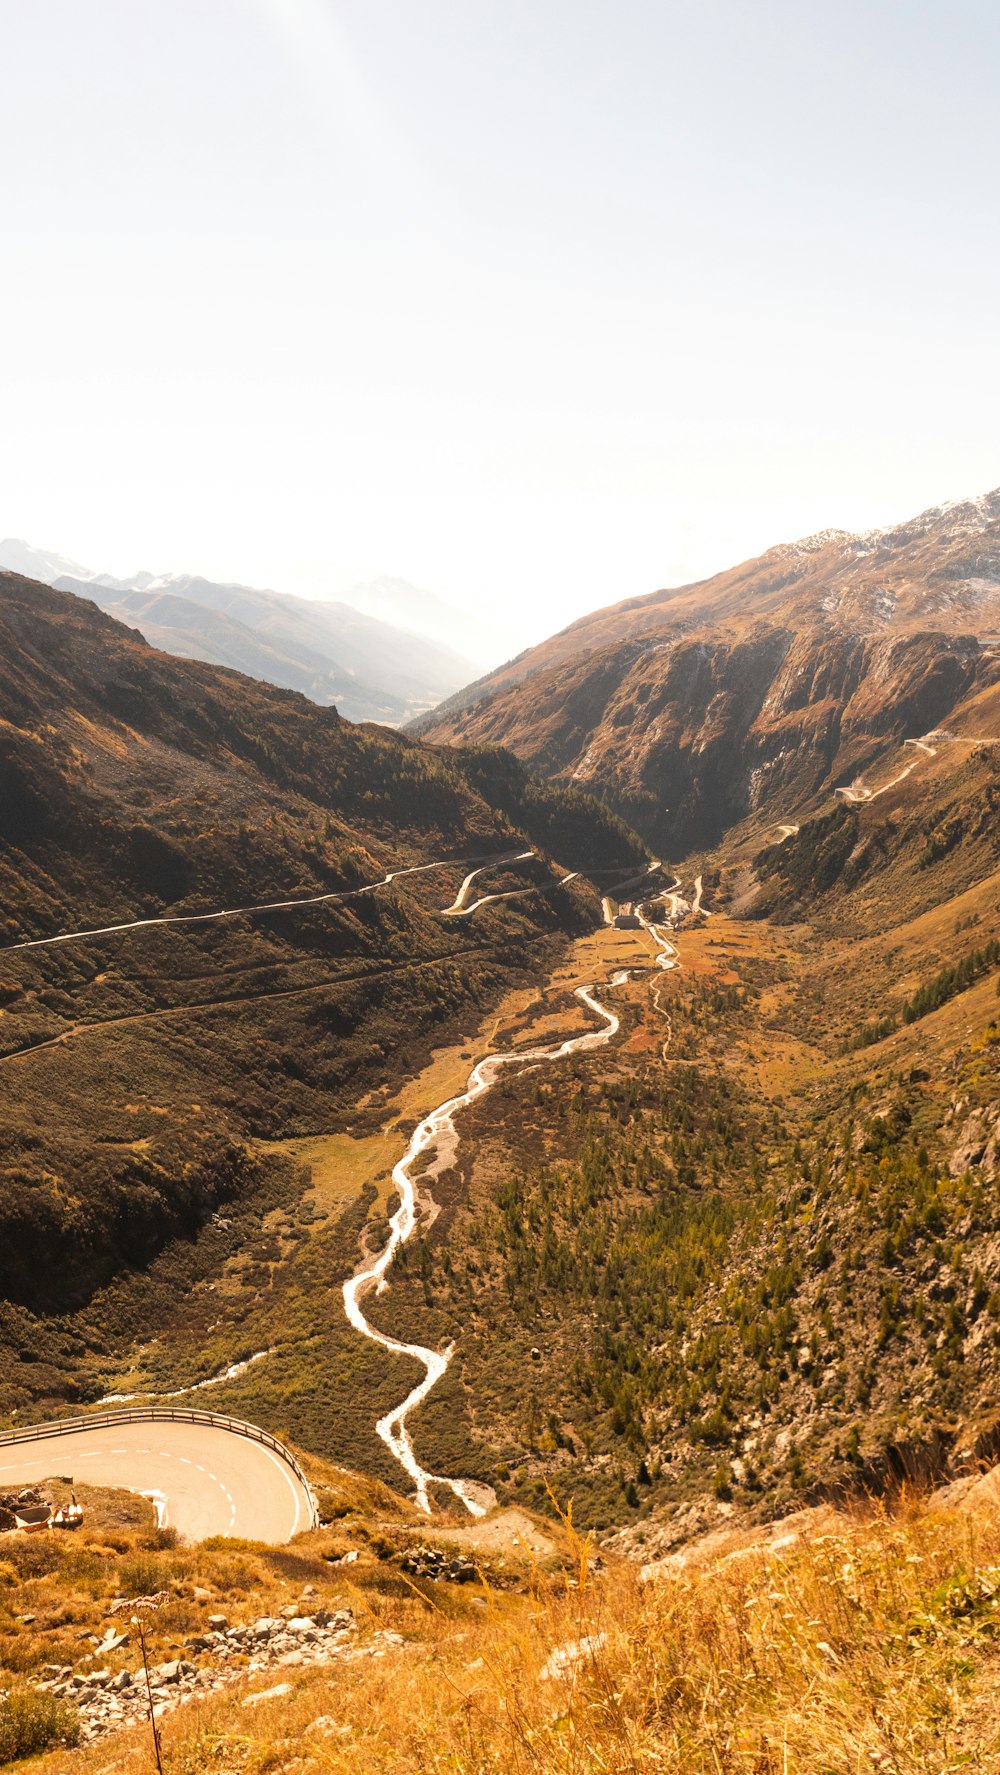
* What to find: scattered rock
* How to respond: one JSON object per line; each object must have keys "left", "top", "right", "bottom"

{"left": 396, "top": 1544, "right": 477, "bottom": 1583}
{"left": 39, "top": 1604, "right": 369, "bottom": 1744}
{"left": 242, "top": 1682, "right": 293, "bottom": 1707}
{"left": 97, "top": 1630, "right": 130, "bottom": 1654}
{"left": 308, "top": 1715, "right": 351, "bottom": 1738}
{"left": 539, "top": 1632, "right": 607, "bottom": 1682}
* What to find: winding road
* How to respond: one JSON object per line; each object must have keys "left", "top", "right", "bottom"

{"left": 0, "top": 850, "right": 548, "bottom": 957}
{"left": 831, "top": 728, "right": 998, "bottom": 807}
{"left": 439, "top": 851, "right": 535, "bottom": 915}
{"left": 834, "top": 755, "right": 924, "bottom": 804}
{"left": 640, "top": 873, "right": 710, "bottom": 931}
{"left": 442, "top": 865, "right": 579, "bottom": 919}
{"left": 0, "top": 1413, "right": 314, "bottom": 1542}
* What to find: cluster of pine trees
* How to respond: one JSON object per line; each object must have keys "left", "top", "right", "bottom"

{"left": 902, "top": 938, "right": 1000, "bottom": 1024}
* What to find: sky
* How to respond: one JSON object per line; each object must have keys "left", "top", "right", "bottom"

{"left": 2, "top": 0, "right": 999, "bottom": 648}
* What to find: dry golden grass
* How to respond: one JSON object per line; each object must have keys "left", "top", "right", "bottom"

{"left": 17, "top": 1489, "right": 1000, "bottom": 1775}
{"left": 262, "top": 1130, "right": 401, "bottom": 1215}
{"left": 259, "top": 924, "right": 656, "bottom": 1220}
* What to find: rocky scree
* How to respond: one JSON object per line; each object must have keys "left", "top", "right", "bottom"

{"left": 29, "top": 1600, "right": 406, "bottom": 1743}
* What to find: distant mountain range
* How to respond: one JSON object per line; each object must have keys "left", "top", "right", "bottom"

{"left": 0, "top": 540, "right": 511, "bottom": 725}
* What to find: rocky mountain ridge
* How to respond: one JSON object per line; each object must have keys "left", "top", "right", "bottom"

{"left": 420, "top": 487, "right": 1000, "bottom": 852}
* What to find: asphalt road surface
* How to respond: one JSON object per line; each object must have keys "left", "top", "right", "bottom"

{"left": 0, "top": 1420, "right": 312, "bottom": 1542}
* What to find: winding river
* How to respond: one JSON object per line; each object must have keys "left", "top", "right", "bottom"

{"left": 342, "top": 971, "right": 632, "bottom": 1514}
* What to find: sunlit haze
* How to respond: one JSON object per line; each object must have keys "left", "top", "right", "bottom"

{"left": 3, "top": 0, "right": 998, "bottom": 649}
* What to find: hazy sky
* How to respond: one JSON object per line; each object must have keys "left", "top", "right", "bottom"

{"left": 3, "top": 0, "right": 998, "bottom": 643}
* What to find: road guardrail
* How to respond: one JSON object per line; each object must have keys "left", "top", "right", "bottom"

{"left": 0, "top": 1405, "right": 320, "bottom": 1529}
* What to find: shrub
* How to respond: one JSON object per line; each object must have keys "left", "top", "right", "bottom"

{"left": 0, "top": 1540, "right": 61, "bottom": 1580}
{"left": 117, "top": 1553, "right": 164, "bottom": 1596}
{"left": 144, "top": 1525, "right": 180, "bottom": 1551}
{"left": 0, "top": 1633, "right": 47, "bottom": 1674}
{"left": 0, "top": 1691, "right": 80, "bottom": 1764}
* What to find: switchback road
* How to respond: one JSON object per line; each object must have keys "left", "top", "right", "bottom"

{"left": 0, "top": 1413, "right": 314, "bottom": 1542}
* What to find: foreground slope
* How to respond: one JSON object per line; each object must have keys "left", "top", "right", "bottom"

{"left": 7, "top": 1459, "right": 1000, "bottom": 1773}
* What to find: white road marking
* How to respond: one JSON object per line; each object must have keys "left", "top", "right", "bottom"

{"left": 139, "top": 1489, "right": 169, "bottom": 1528}
{"left": 251, "top": 1444, "right": 303, "bottom": 1536}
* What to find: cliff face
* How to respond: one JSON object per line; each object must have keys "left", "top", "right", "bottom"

{"left": 424, "top": 621, "right": 987, "bottom": 852}
{"left": 421, "top": 489, "right": 1000, "bottom": 853}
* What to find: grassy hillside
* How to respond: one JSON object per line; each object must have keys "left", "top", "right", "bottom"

{"left": 6, "top": 1468, "right": 1000, "bottom": 1773}
{"left": 0, "top": 574, "right": 642, "bottom": 1432}
{"left": 318, "top": 729, "right": 1000, "bottom": 1538}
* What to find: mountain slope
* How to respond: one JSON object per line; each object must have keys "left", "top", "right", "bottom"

{"left": 53, "top": 575, "right": 414, "bottom": 723}
{"left": 420, "top": 489, "right": 1000, "bottom": 852}
{"left": 370, "top": 715, "right": 1000, "bottom": 1540}
{"left": 0, "top": 571, "right": 640, "bottom": 1429}
{"left": 0, "top": 542, "right": 478, "bottom": 723}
